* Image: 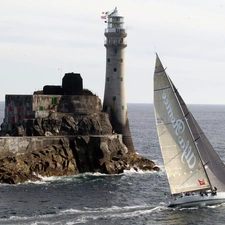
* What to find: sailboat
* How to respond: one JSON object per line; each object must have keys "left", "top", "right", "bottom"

{"left": 153, "top": 54, "right": 225, "bottom": 208}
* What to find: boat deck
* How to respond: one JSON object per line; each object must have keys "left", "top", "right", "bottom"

{"left": 168, "top": 192, "right": 225, "bottom": 208}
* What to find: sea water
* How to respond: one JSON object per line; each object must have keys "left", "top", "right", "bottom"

{"left": 0, "top": 102, "right": 225, "bottom": 225}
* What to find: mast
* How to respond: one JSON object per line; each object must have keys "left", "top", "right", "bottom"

{"left": 102, "top": 7, "right": 135, "bottom": 152}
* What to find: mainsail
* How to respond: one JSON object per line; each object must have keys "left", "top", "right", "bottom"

{"left": 153, "top": 54, "right": 225, "bottom": 195}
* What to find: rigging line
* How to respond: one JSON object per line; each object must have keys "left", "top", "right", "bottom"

{"left": 203, "top": 161, "right": 210, "bottom": 167}
{"left": 155, "top": 70, "right": 165, "bottom": 74}
{"left": 194, "top": 137, "right": 200, "bottom": 142}
{"left": 154, "top": 86, "right": 171, "bottom": 92}
{"left": 164, "top": 149, "right": 183, "bottom": 166}
{"left": 154, "top": 67, "right": 167, "bottom": 74}
{"left": 184, "top": 112, "right": 190, "bottom": 117}
{"left": 174, "top": 87, "right": 178, "bottom": 92}
{"left": 157, "top": 122, "right": 173, "bottom": 127}
{"left": 158, "top": 129, "right": 168, "bottom": 137}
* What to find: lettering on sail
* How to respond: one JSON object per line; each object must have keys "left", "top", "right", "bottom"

{"left": 175, "top": 183, "right": 196, "bottom": 190}
{"left": 161, "top": 91, "right": 196, "bottom": 169}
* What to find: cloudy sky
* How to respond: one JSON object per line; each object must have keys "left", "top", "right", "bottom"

{"left": 1, "top": 0, "right": 225, "bottom": 104}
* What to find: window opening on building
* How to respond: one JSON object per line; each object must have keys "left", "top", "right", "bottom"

{"left": 52, "top": 97, "right": 57, "bottom": 105}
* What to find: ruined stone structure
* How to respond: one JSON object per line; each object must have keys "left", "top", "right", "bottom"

{"left": 1, "top": 73, "right": 97, "bottom": 135}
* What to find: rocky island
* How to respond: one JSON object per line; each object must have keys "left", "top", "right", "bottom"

{"left": 0, "top": 73, "right": 159, "bottom": 184}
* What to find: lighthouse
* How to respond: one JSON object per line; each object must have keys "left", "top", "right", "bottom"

{"left": 102, "top": 7, "right": 135, "bottom": 152}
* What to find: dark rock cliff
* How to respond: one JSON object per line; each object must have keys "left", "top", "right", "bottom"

{"left": 0, "top": 136, "right": 159, "bottom": 184}
{"left": 13, "top": 112, "right": 112, "bottom": 136}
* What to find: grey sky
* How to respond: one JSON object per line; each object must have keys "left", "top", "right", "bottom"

{"left": 1, "top": 0, "right": 225, "bottom": 104}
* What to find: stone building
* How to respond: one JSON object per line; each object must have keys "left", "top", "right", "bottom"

{"left": 1, "top": 73, "right": 100, "bottom": 134}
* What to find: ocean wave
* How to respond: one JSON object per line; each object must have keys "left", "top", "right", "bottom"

{"left": 0, "top": 204, "right": 166, "bottom": 224}
{"left": 0, "top": 169, "right": 166, "bottom": 187}
{"left": 61, "top": 204, "right": 166, "bottom": 224}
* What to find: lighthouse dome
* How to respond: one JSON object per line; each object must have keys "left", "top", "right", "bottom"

{"left": 109, "top": 7, "right": 123, "bottom": 18}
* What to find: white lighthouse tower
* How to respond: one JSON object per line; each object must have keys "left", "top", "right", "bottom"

{"left": 102, "top": 7, "right": 135, "bottom": 152}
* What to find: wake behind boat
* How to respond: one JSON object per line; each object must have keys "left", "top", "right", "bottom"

{"left": 153, "top": 54, "right": 225, "bottom": 208}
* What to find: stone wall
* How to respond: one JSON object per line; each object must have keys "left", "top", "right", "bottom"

{"left": 0, "top": 134, "right": 122, "bottom": 156}
{"left": 0, "top": 134, "right": 160, "bottom": 184}
{"left": 4, "top": 95, "right": 33, "bottom": 126}
{"left": 1, "top": 94, "right": 102, "bottom": 134}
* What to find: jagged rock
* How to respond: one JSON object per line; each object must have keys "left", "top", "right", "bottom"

{"left": 14, "top": 113, "right": 112, "bottom": 137}
{"left": 122, "top": 153, "right": 161, "bottom": 172}
{"left": 0, "top": 136, "right": 160, "bottom": 184}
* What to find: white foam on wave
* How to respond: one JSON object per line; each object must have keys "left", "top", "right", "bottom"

{"left": 14, "top": 170, "right": 152, "bottom": 186}
{"left": 83, "top": 172, "right": 122, "bottom": 177}
{"left": 0, "top": 204, "right": 167, "bottom": 224}
{"left": 176, "top": 202, "right": 225, "bottom": 211}
{"left": 0, "top": 167, "right": 165, "bottom": 187}
{"left": 206, "top": 202, "right": 225, "bottom": 209}
{"left": 0, "top": 212, "right": 59, "bottom": 224}
{"left": 124, "top": 167, "right": 159, "bottom": 175}
{"left": 62, "top": 204, "right": 165, "bottom": 215}
{"left": 59, "top": 204, "right": 166, "bottom": 224}
{"left": 23, "top": 172, "right": 112, "bottom": 185}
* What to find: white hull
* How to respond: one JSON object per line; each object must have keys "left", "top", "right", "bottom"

{"left": 168, "top": 192, "right": 225, "bottom": 208}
